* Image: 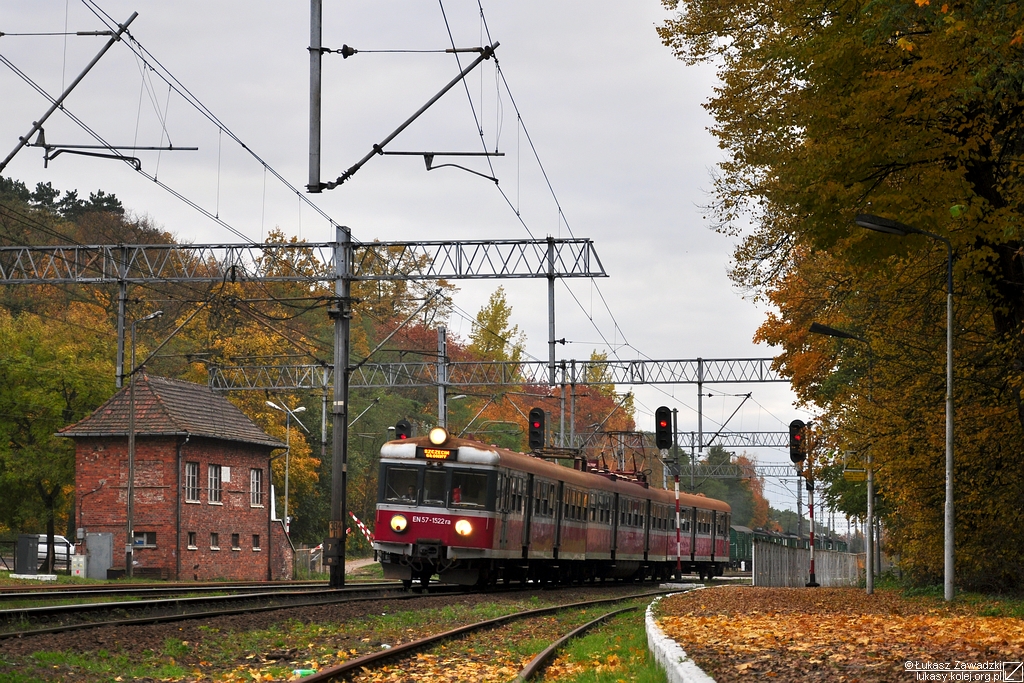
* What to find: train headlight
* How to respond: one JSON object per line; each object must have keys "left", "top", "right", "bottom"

{"left": 428, "top": 426, "right": 449, "bottom": 446}
{"left": 454, "top": 519, "right": 473, "bottom": 536}
{"left": 390, "top": 514, "right": 408, "bottom": 533}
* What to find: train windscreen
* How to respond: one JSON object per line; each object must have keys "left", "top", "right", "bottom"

{"left": 423, "top": 468, "right": 447, "bottom": 507}
{"left": 384, "top": 466, "right": 419, "bottom": 504}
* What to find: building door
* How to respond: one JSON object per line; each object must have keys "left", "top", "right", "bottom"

{"left": 85, "top": 532, "right": 113, "bottom": 579}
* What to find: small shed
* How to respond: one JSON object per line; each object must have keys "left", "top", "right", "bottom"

{"left": 60, "top": 374, "right": 291, "bottom": 581}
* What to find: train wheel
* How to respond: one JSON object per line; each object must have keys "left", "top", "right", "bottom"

{"left": 402, "top": 579, "right": 412, "bottom": 590}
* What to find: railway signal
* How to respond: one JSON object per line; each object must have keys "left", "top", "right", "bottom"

{"left": 655, "top": 406, "right": 673, "bottom": 449}
{"left": 395, "top": 419, "right": 412, "bottom": 439}
{"left": 789, "top": 419, "right": 806, "bottom": 463}
{"left": 528, "top": 408, "right": 545, "bottom": 450}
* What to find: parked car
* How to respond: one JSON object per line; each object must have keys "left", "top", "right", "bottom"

{"left": 37, "top": 534, "right": 75, "bottom": 571}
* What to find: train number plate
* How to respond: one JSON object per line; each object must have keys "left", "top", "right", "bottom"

{"left": 412, "top": 515, "right": 451, "bottom": 525}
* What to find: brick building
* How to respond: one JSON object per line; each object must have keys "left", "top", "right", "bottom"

{"left": 61, "top": 374, "right": 293, "bottom": 581}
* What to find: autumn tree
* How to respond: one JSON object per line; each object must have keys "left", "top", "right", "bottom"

{"left": 660, "top": 0, "right": 1024, "bottom": 589}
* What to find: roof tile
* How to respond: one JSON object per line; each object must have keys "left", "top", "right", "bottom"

{"left": 60, "top": 374, "right": 284, "bottom": 449}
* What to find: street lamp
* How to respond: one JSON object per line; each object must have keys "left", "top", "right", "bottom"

{"left": 126, "top": 310, "right": 162, "bottom": 579}
{"left": 809, "top": 322, "right": 875, "bottom": 594}
{"left": 856, "top": 213, "right": 954, "bottom": 601}
{"left": 267, "top": 401, "right": 308, "bottom": 535}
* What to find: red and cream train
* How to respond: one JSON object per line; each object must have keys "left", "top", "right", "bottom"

{"left": 372, "top": 427, "right": 731, "bottom": 588}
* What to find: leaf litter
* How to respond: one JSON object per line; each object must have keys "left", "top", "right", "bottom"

{"left": 656, "top": 586, "right": 1024, "bottom": 682}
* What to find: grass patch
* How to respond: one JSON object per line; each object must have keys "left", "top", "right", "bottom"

{"left": 876, "top": 573, "right": 1024, "bottom": 617}
{"left": 543, "top": 610, "right": 666, "bottom": 682}
{"left": 21, "top": 649, "right": 187, "bottom": 681}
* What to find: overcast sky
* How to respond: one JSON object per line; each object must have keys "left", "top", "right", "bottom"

{"left": 1, "top": 1, "right": 816, "bottom": 512}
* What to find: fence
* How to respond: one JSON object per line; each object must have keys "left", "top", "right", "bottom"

{"left": 292, "top": 546, "right": 327, "bottom": 580}
{"left": 753, "top": 538, "right": 860, "bottom": 587}
{"left": 0, "top": 540, "right": 13, "bottom": 572}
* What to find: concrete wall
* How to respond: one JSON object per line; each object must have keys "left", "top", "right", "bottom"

{"left": 752, "top": 538, "right": 860, "bottom": 587}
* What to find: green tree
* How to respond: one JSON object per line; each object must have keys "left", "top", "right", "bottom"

{"left": 468, "top": 286, "right": 525, "bottom": 362}
{"left": 0, "top": 304, "right": 115, "bottom": 566}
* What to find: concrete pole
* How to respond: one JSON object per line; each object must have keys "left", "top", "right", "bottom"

{"left": 307, "top": 0, "right": 322, "bottom": 192}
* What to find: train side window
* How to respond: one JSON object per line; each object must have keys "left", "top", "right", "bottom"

{"left": 451, "top": 470, "right": 489, "bottom": 508}
{"left": 384, "top": 467, "right": 420, "bottom": 504}
{"left": 423, "top": 468, "right": 447, "bottom": 507}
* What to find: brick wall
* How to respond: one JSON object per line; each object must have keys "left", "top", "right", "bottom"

{"left": 75, "top": 434, "right": 280, "bottom": 581}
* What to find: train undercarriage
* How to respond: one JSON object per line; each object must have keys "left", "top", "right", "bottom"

{"left": 375, "top": 546, "right": 726, "bottom": 589}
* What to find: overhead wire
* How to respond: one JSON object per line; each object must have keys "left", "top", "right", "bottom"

{"left": 79, "top": 0, "right": 345, "bottom": 240}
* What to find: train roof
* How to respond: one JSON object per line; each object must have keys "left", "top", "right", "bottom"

{"left": 380, "top": 434, "right": 730, "bottom": 513}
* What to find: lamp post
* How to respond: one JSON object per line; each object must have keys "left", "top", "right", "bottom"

{"left": 809, "top": 322, "right": 874, "bottom": 594}
{"left": 856, "top": 211, "right": 950, "bottom": 598}
{"left": 267, "top": 401, "right": 308, "bottom": 535}
{"left": 126, "top": 310, "right": 162, "bottom": 578}
{"left": 855, "top": 213, "right": 954, "bottom": 601}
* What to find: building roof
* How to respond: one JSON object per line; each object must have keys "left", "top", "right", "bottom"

{"left": 59, "top": 374, "right": 285, "bottom": 449}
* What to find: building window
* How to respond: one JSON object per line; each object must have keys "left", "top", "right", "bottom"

{"left": 187, "top": 531, "right": 197, "bottom": 549}
{"left": 185, "top": 462, "right": 200, "bottom": 502}
{"left": 133, "top": 531, "right": 156, "bottom": 548}
{"left": 208, "top": 464, "right": 222, "bottom": 504}
{"left": 231, "top": 533, "right": 240, "bottom": 550}
{"left": 252, "top": 534, "right": 261, "bottom": 551}
{"left": 250, "top": 468, "right": 263, "bottom": 507}
{"left": 210, "top": 532, "right": 220, "bottom": 550}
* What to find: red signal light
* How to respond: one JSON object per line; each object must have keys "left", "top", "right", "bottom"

{"left": 655, "top": 406, "right": 672, "bottom": 449}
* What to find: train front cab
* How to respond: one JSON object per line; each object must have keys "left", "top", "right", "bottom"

{"left": 372, "top": 436, "right": 500, "bottom": 588}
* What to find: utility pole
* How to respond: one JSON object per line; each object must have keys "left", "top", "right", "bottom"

{"left": 437, "top": 326, "right": 447, "bottom": 427}
{"left": 327, "top": 225, "right": 352, "bottom": 587}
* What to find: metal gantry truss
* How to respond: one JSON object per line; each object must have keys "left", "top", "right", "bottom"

{"left": 0, "top": 237, "right": 604, "bottom": 284}
{"left": 208, "top": 357, "right": 784, "bottom": 390}
{"left": 0, "top": 232, "right": 606, "bottom": 588}
{"left": 667, "top": 462, "right": 803, "bottom": 479}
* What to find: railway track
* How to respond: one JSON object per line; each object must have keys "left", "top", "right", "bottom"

{"left": 0, "top": 581, "right": 439, "bottom": 639}
{"left": 0, "top": 580, "right": 333, "bottom": 603}
{"left": 295, "top": 588, "right": 679, "bottom": 682}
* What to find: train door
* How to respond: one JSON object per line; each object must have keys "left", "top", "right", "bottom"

{"left": 498, "top": 471, "right": 509, "bottom": 551}
{"left": 643, "top": 499, "right": 652, "bottom": 559}
{"left": 522, "top": 474, "right": 534, "bottom": 555}
{"left": 690, "top": 507, "right": 698, "bottom": 561}
{"left": 610, "top": 492, "right": 619, "bottom": 558}
{"left": 553, "top": 481, "right": 565, "bottom": 556}
{"left": 710, "top": 510, "right": 718, "bottom": 562}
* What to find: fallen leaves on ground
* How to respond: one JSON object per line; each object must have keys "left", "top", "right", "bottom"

{"left": 657, "top": 587, "right": 1024, "bottom": 682}
{"left": 353, "top": 647, "right": 525, "bottom": 682}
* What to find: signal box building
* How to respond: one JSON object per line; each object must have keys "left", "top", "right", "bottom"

{"left": 61, "top": 374, "right": 292, "bottom": 581}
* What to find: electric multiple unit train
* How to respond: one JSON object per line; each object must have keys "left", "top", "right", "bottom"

{"left": 372, "top": 426, "right": 731, "bottom": 588}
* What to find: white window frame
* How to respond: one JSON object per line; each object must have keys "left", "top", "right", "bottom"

{"left": 208, "top": 464, "right": 222, "bottom": 504}
{"left": 133, "top": 531, "right": 156, "bottom": 548}
{"left": 250, "top": 468, "right": 263, "bottom": 507}
{"left": 184, "top": 461, "right": 200, "bottom": 502}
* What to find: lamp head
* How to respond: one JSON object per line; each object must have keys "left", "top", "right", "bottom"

{"left": 855, "top": 213, "right": 911, "bottom": 236}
